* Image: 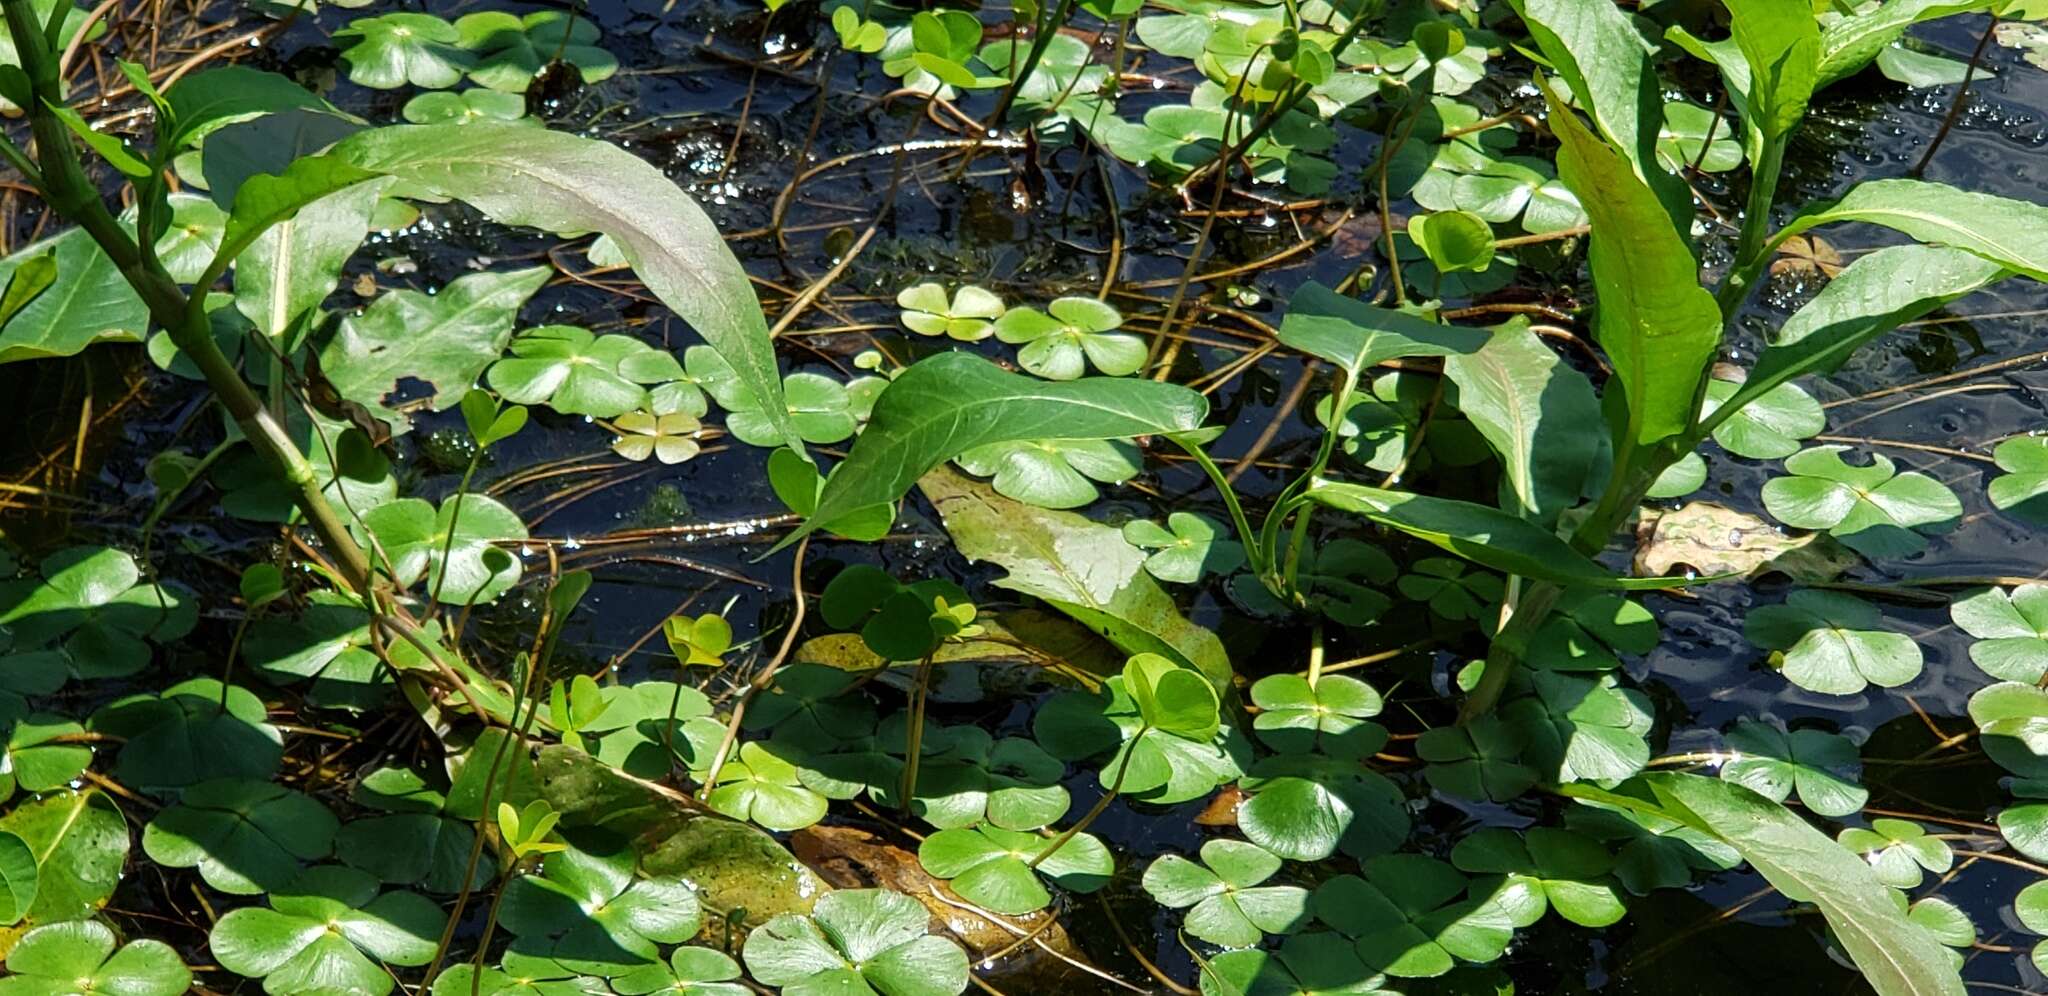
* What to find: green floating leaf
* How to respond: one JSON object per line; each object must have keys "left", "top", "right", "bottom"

{"left": 336, "top": 766, "right": 496, "bottom": 893}
{"left": 1248, "top": 673, "right": 1386, "bottom": 759}
{"left": 90, "top": 678, "right": 282, "bottom": 792}
{"left": 1416, "top": 716, "right": 1536, "bottom": 803}
{"left": 707, "top": 741, "right": 829, "bottom": 832}
{"left": 1142, "top": 839, "right": 1310, "bottom": 947}
{"left": 1407, "top": 210, "right": 1496, "bottom": 274}
{"left": 500, "top": 838, "right": 701, "bottom": 973}
{"left": 0, "top": 830, "right": 35, "bottom": 926}
{"left": 335, "top": 12, "right": 472, "bottom": 89}
{"left": 742, "top": 889, "right": 970, "bottom": 996}
{"left": 1951, "top": 583, "right": 2048, "bottom": 682}
{"left": 897, "top": 282, "right": 1003, "bottom": 341}
{"left": 211, "top": 865, "right": 446, "bottom": 996}
{"left": 487, "top": 325, "right": 670, "bottom": 418}
{"left": 0, "top": 712, "right": 90, "bottom": 804}
{"left": 1312, "top": 854, "right": 1515, "bottom": 979}
{"left": 1200, "top": 931, "right": 1399, "bottom": 996}
{"left": 402, "top": 88, "right": 534, "bottom": 126}
{"left": 1989, "top": 436, "right": 2048, "bottom": 525}
{"left": 1563, "top": 802, "right": 1740, "bottom": 895}
{"left": 456, "top": 10, "right": 617, "bottom": 92}
{"left": 0, "top": 545, "right": 194, "bottom": 678}
{"left": 1504, "top": 671, "right": 1654, "bottom": 784}
{"left": 1396, "top": 558, "right": 1503, "bottom": 622}
{"left": 321, "top": 266, "right": 551, "bottom": 432}
{"left": 1719, "top": 720, "right": 1868, "bottom": 818}
{"left": 1702, "top": 378, "right": 1825, "bottom": 460}
{"left": 1761, "top": 446, "right": 1960, "bottom": 559}
{"left": 955, "top": 437, "right": 1140, "bottom": 510}
{"left": 918, "top": 825, "right": 1112, "bottom": 915}
{"left": 1450, "top": 827, "right": 1626, "bottom": 928}
{"left": 142, "top": 778, "right": 338, "bottom": 895}
{"left": 0, "top": 789, "right": 127, "bottom": 923}
{"left": 0, "top": 920, "right": 190, "bottom": 996}
{"left": 359, "top": 493, "right": 529, "bottom": 605}
{"left": 1744, "top": 589, "right": 1923, "bottom": 695}
{"left": 1033, "top": 664, "right": 1244, "bottom": 806}
{"left": 1122, "top": 512, "right": 1245, "bottom": 585}
{"left": 611, "top": 947, "right": 748, "bottom": 996}
{"left": 1236, "top": 758, "right": 1410, "bottom": 863}
{"left": 431, "top": 952, "right": 608, "bottom": 996}
{"left": 994, "top": 297, "right": 1144, "bottom": 380}
{"left": 1837, "top": 818, "right": 1951, "bottom": 890}
{"left": 244, "top": 591, "right": 393, "bottom": 711}
{"left": 1969, "top": 681, "right": 2048, "bottom": 779}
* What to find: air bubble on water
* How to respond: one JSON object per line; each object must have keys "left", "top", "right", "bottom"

{"left": 563, "top": 537, "right": 583, "bottom": 551}
{"left": 520, "top": 545, "right": 534, "bottom": 557}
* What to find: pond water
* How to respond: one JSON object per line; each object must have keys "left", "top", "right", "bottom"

{"left": 8, "top": 1, "right": 2048, "bottom": 993}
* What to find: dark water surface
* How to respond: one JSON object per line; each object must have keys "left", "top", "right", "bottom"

{"left": 13, "top": 1, "right": 2048, "bottom": 993}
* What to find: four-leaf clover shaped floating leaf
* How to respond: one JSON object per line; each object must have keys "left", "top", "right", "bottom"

{"left": 1122, "top": 512, "right": 1245, "bottom": 584}
{"left": 1990, "top": 436, "right": 2048, "bottom": 524}
{"left": 1312, "top": 855, "right": 1515, "bottom": 979}
{"left": 1502, "top": 672, "right": 1654, "bottom": 785}
{"left": 1142, "top": 839, "right": 1311, "bottom": 947}
{"left": 741, "top": 663, "right": 877, "bottom": 752}
{"left": 611, "top": 409, "right": 702, "bottom": 465}
{"left": 335, "top": 766, "right": 496, "bottom": 892}
{"left": 918, "top": 826, "right": 1112, "bottom": 915}
{"left": 0, "top": 545, "right": 194, "bottom": 678}
{"left": 1837, "top": 818, "right": 1952, "bottom": 889}
{"left": 1397, "top": 558, "right": 1503, "bottom": 622}
{"left": 1718, "top": 720, "right": 1869, "bottom": 817}
{"left": 611, "top": 947, "right": 748, "bottom": 996}
{"left": 143, "top": 778, "right": 338, "bottom": 895}
{"left": 2016, "top": 880, "right": 2048, "bottom": 974}
{"left": 1033, "top": 653, "right": 1243, "bottom": 804}
{"left": 1415, "top": 716, "right": 1536, "bottom": 802}
{"left": 335, "top": 12, "right": 472, "bottom": 89}
{"left": 994, "top": 297, "right": 1144, "bottom": 380}
{"left": 430, "top": 951, "right": 606, "bottom": 996}
{"left": 1248, "top": 673, "right": 1387, "bottom": 759}
{"left": 0, "top": 711, "right": 89, "bottom": 804}
{"left": 499, "top": 838, "right": 701, "bottom": 974}
{"left": 457, "top": 10, "right": 618, "bottom": 91}
{"left": 1701, "top": 378, "right": 1825, "bottom": 460}
{"left": 1562, "top": 803, "right": 1740, "bottom": 896}
{"left": 1971, "top": 682, "right": 2048, "bottom": 779}
{"left": 726, "top": 372, "right": 858, "bottom": 446}
{"left": 1743, "top": 589, "right": 1923, "bottom": 695}
{"left": 90, "top": 678, "right": 282, "bottom": 791}
{"left": 1524, "top": 591, "right": 1659, "bottom": 673}
{"left": 1448, "top": 828, "right": 1626, "bottom": 928}
{"left": 742, "top": 888, "right": 970, "bottom": 996}
{"left": 360, "top": 494, "right": 528, "bottom": 604}
{"left": 210, "top": 865, "right": 446, "bottom": 996}
{"left": 954, "top": 438, "right": 1140, "bottom": 509}
{"left": 1200, "top": 931, "right": 1400, "bottom": 996}
{"left": 489, "top": 326, "right": 674, "bottom": 418}
{"left": 897, "top": 282, "right": 1004, "bottom": 341}
{"left": 401, "top": 88, "right": 534, "bottom": 126}
{"left": 0, "top": 920, "right": 190, "bottom": 996}
{"left": 1953, "top": 584, "right": 2048, "bottom": 682}
{"left": 1760, "top": 446, "right": 1960, "bottom": 559}
{"left": 1236, "top": 756, "right": 1411, "bottom": 862}
{"left": 707, "top": 741, "right": 830, "bottom": 832}
{"left": 244, "top": 591, "right": 392, "bottom": 711}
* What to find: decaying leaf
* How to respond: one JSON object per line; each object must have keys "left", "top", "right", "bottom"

{"left": 1634, "top": 502, "right": 1856, "bottom": 583}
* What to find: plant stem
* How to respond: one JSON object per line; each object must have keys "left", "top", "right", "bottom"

{"left": 900, "top": 650, "right": 936, "bottom": 813}
{"left": 1167, "top": 436, "right": 1264, "bottom": 576}
{"left": 1715, "top": 133, "right": 1786, "bottom": 316}
{"left": 1029, "top": 725, "right": 1143, "bottom": 868}
{"left": 1305, "top": 620, "right": 1325, "bottom": 689}
{"left": 957, "top": 0, "right": 1081, "bottom": 175}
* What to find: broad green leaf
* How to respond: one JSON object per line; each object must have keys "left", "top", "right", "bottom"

{"left": 1563, "top": 773, "right": 1966, "bottom": 996}
{"left": 1722, "top": 245, "right": 2004, "bottom": 428}
{"left": 335, "top": 12, "right": 472, "bottom": 89}
{"left": 1, "top": 920, "right": 189, "bottom": 996}
{"left": 1818, "top": 0, "right": 1995, "bottom": 85}
{"left": 1276, "top": 280, "right": 1487, "bottom": 376}
{"left": 198, "top": 107, "right": 365, "bottom": 211}
{"left": 922, "top": 467, "right": 1232, "bottom": 688}
{"left": 0, "top": 227, "right": 147, "bottom": 364}
{"left": 1724, "top": 0, "right": 1820, "bottom": 140}
{"left": 236, "top": 177, "right": 386, "bottom": 340}
{"left": 1301, "top": 482, "right": 1691, "bottom": 591}
{"left": 1773, "top": 179, "right": 2048, "bottom": 280}
{"left": 1509, "top": 0, "right": 1691, "bottom": 230}
{"left": 1541, "top": 76, "right": 1721, "bottom": 472}
{"left": 1443, "top": 319, "right": 1601, "bottom": 525}
{"left": 1720, "top": 721, "right": 1868, "bottom": 817}
{"left": 0, "top": 830, "right": 35, "bottom": 926}
{"left": 212, "top": 154, "right": 382, "bottom": 284}
{"left": 359, "top": 494, "right": 528, "bottom": 604}
{"left": 161, "top": 65, "right": 328, "bottom": 154}
{"left": 1745, "top": 589, "right": 1922, "bottom": 694}
{"left": 335, "top": 122, "right": 802, "bottom": 453}
{"left": 320, "top": 266, "right": 550, "bottom": 430}
{"left": 209, "top": 865, "right": 445, "bottom": 996}
{"left": 1760, "top": 446, "right": 1961, "bottom": 559}
{"left": 788, "top": 352, "right": 1207, "bottom": 549}
{"left": 142, "top": 778, "right": 338, "bottom": 895}
{"left": 0, "top": 789, "right": 127, "bottom": 922}
{"left": 1407, "top": 210, "right": 1495, "bottom": 273}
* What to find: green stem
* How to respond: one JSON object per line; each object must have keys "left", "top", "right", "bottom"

{"left": 1715, "top": 133, "right": 1787, "bottom": 316}
{"left": 1029, "top": 725, "right": 1144, "bottom": 868}
{"left": 1168, "top": 435, "right": 1264, "bottom": 576}
{"left": 900, "top": 650, "right": 936, "bottom": 813}
{"left": 429, "top": 455, "right": 485, "bottom": 607}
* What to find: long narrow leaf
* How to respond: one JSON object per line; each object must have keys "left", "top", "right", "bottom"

{"left": 1276, "top": 280, "right": 1488, "bottom": 375}
{"left": 1772, "top": 178, "right": 2048, "bottom": 280}
{"left": 1442, "top": 319, "right": 1602, "bottom": 526}
{"left": 1818, "top": 0, "right": 1994, "bottom": 86}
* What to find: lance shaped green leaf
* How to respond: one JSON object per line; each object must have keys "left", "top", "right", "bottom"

{"left": 0, "top": 789, "right": 127, "bottom": 922}
{"left": 1450, "top": 827, "right": 1625, "bottom": 928}
{"left": 457, "top": 10, "right": 618, "bottom": 92}
{"left": 1719, "top": 720, "right": 1868, "bottom": 817}
{"left": 1761, "top": 446, "right": 1960, "bottom": 559}
{"left": 210, "top": 865, "right": 446, "bottom": 996}
{"left": 1989, "top": 436, "right": 2048, "bottom": 525}
{"left": 1953, "top": 584, "right": 2048, "bottom": 682}
{"left": 235, "top": 178, "right": 385, "bottom": 342}
{"left": 1540, "top": 75, "right": 1720, "bottom": 472}
{"left": 359, "top": 494, "right": 528, "bottom": 605}
{"left": 1312, "top": 855, "right": 1513, "bottom": 978}
{"left": 335, "top": 12, "right": 472, "bottom": 89}
{"left": 1818, "top": 0, "right": 1995, "bottom": 85}
{"left": 917, "top": 826, "right": 1112, "bottom": 915}
{"left": 1726, "top": 245, "right": 2004, "bottom": 426}
{"left": 142, "top": 778, "right": 339, "bottom": 895}
{"left": 160, "top": 64, "right": 330, "bottom": 155}
{"left": 1745, "top": 589, "right": 1921, "bottom": 694}
{"left": 335, "top": 766, "right": 496, "bottom": 892}
{"left": 1142, "top": 839, "right": 1311, "bottom": 947}
{"left": 321, "top": 266, "right": 551, "bottom": 431}
{"left": 742, "top": 889, "right": 969, "bottom": 996}
{"left": 90, "top": 677, "right": 281, "bottom": 791}
{"left": 1302, "top": 482, "right": 1692, "bottom": 590}
{"left": 500, "top": 839, "right": 700, "bottom": 974}
{"left": 0, "top": 545, "right": 193, "bottom": 678}
{"left": 1773, "top": 179, "right": 2048, "bottom": 281}
{"left": 0, "top": 921, "right": 190, "bottom": 996}
{"left": 336, "top": 122, "right": 802, "bottom": 454}
{"left": 1561, "top": 772, "right": 1967, "bottom": 996}
{"left": 1837, "top": 818, "right": 1951, "bottom": 889}
{"left": 1510, "top": 0, "right": 1691, "bottom": 230}
{"left": 1442, "top": 318, "right": 1601, "bottom": 525}
{"left": 1723, "top": 0, "right": 1820, "bottom": 140}
{"left": 1277, "top": 281, "right": 1487, "bottom": 375}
